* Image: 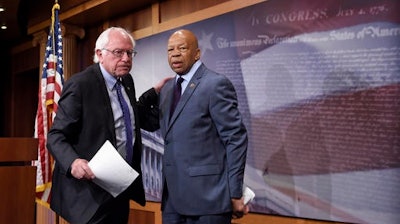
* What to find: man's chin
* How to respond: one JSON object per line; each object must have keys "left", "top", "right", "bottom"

{"left": 116, "top": 69, "right": 130, "bottom": 76}
{"left": 172, "top": 68, "right": 184, "bottom": 75}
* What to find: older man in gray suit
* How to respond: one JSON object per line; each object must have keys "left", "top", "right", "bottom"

{"left": 159, "top": 29, "right": 249, "bottom": 224}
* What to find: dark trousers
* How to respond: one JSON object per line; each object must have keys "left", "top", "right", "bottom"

{"left": 87, "top": 195, "right": 130, "bottom": 224}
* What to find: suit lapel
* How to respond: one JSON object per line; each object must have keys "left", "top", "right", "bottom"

{"left": 93, "top": 64, "right": 117, "bottom": 143}
{"left": 167, "top": 66, "right": 204, "bottom": 132}
{"left": 163, "top": 80, "right": 174, "bottom": 129}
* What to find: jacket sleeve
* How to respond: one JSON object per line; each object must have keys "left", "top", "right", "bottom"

{"left": 47, "top": 79, "right": 82, "bottom": 175}
{"left": 137, "top": 87, "right": 160, "bottom": 132}
{"left": 209, "top": 76, "right": 248, "bottom": 199}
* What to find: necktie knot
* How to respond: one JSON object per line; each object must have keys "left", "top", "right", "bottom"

{"left": 177, "top": 76, "right": 184, "bottom": 85}
{"left": 115, "top": 79, "right": 123, "bottom": 90}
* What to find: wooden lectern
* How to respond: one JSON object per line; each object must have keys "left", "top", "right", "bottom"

{"left": 0, "top": 138, "right": 38, "bottom": 224}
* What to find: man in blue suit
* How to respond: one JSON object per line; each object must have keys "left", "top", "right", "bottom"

{"left": 159, "top": 29, "right": 249, "bottom": 224}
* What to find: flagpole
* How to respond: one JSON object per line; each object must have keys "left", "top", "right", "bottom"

{"left": 35, "top": 1, "right": 64, "bottom": 223}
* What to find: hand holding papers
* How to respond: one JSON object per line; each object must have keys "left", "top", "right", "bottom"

{"left": 88, "top": 140, "right": 139, "bottom": 197}
{"left": 243, "top": 186, "right": 255, "bottom": 205}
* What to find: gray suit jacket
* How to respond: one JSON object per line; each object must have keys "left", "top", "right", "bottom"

{"left": 47, "top": 63, "right": 159, "bottom": 223}
{"left": 159, "top": 64, "right": 248, "bottom": 215}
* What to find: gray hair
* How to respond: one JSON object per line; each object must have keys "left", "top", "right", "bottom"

{"left": 93, "top": 27, "right": 136, "bottom": 63}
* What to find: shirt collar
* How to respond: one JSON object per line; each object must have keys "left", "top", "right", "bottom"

{"left": 99, "top": 63, "right": 119, "bottom": 90}
{"left": 178, "top": 60, "right": 202, "bottom": 82}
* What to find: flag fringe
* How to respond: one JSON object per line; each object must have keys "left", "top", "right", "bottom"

{"left": 36, "top": 182, "right": 52, "bottom": 192}
{"left": 36, "top": 198, "right": 52, "bottom": 208}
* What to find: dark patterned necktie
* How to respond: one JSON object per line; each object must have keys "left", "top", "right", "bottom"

{"left": 170, "top": 76, "right": 184, "bottom": 118}
{"left": 115, "top": 80, "right": 133, "bottom": 164}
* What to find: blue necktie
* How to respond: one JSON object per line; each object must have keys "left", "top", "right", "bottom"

{"left": 115, "top": 80, "right": 133, "bottom": 164}
{"left": 170, "top": 76, "right": 184, "bottom": 118}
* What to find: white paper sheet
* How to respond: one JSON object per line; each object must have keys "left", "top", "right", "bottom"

{"left": 243, "top": 186, "right": 255, "bottom": 205}
{"left": 88, "top": 140, "right": 139, "bottom": 197}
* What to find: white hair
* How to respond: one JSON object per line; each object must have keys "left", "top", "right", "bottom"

{"left": 92, "top": 27, "right": 136, "bottom": 63}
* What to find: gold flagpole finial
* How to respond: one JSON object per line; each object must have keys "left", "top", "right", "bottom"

{"left": 51, "top": 2, "right": 60, "bottom": 34}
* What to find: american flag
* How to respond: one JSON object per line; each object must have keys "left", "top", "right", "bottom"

{"left": 34, "top": 3, "right": 64, "bottom": 205}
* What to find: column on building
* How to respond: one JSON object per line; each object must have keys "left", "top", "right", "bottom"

{"left": 33, "top": 23, "right": 85, "bottom": 81}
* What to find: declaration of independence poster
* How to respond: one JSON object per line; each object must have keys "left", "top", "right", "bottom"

{"left": 132, "top": 1, "right": 400, "bottom": 223}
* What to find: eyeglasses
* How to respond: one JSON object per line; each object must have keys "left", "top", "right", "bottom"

{"left": 102, "top": 48, "right": 137, "bottom": 58}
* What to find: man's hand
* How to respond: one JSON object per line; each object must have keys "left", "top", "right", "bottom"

{"left": 70, "top": 158, "right": 95, "bottom": 180}
{"left": 231, "top": 197, "right": 250, "bottom": 219}
{"left": 154, "top": 76, "right": 175, "bottom": 93}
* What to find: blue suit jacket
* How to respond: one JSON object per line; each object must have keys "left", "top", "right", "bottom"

{"left": 47, "top": 63, "right": 159, "bottom": 223}
{"left": 159, "top": 64, "right": 248, "bottom": 215}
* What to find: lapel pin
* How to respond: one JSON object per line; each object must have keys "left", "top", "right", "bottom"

{"left": 190, "top": 83, "right": 196, "bottom": 88}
